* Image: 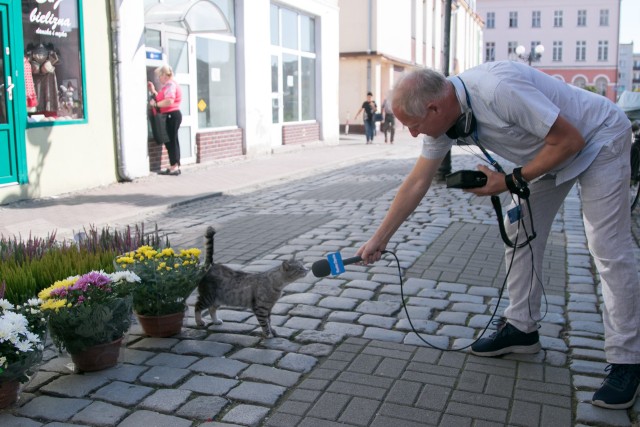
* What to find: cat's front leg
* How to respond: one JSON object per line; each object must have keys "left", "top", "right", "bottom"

{"left": 209, "top": 305, "right": 223, "bottom": 325}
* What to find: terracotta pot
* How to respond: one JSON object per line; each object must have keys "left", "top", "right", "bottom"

{"left": 70, "top": 336, "right": 123, "bottom": 372}
{"left": 136, "top": 311, "right": 184, "bottom": 338}
{"left": 0, "top": 379, "right": 20, "bottom": 409}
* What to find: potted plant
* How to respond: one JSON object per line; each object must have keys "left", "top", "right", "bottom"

{"left": 38, "top": 270, "right": 140, "bottom": 372}
{"left": 114, "top": 246, "right": 205, "bottom": 337}
{"left": 0, "top": 295, "right": 47, "bottom": 409}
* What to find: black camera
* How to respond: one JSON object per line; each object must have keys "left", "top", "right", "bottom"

{"left": 445, "top": 170, "right": 487, "bottom": 189}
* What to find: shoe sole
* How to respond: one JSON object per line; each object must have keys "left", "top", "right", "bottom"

{"left": 591, "top": 384, "right": 640, "bottom": 410}
{"left": 470, "top": 342, "right": 541, "bottom": 357}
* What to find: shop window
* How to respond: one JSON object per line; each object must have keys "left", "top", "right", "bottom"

{"left": 22, "top": 0, "right": 86, "bottom": 124}
{"left": 270, "top": 5, "right": 317, "bottom": 123}
{"left": 195, "top": 37, "right": 237, "bottom": 128}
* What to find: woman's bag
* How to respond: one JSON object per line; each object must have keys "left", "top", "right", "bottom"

{"left": 148, "top": 106, "right": 170, "bottom": 145}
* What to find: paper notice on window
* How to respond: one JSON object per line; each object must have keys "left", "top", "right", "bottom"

{"left": 211, "top": 68, "right": 221, "bottom": 82}
{"left": 287, "top": 75, "right": 294, "bottom": 87}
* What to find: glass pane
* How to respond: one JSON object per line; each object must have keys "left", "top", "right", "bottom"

{"left": 145, "top": 29, "right": 161, "bottom": 49}
{"left": 281, "top": 9, "right": 297, "bottom": 50}
{"left": 211, "top": 0, "right": 235, "bottom": 33}
{"left": 0, "top": 17, "right": 6, "bottom": 124}
{"left": 169, "top": 39, "right": 189, "bottom": 74}
{"left": 22, "top": 0, "right": 85, "bottom": 122}
{"left": 178, "top": 126, "right": 192, "bottom": 159}
{"left": 179, "top": 84, "right": 190, "bottom": 115}
{"left": 301, "top": 57, "right": 315, "bottom": 120}
{"left": 282, "top": 53, "right": 298, "bottom": 122}
{"left": 270, "top": 4, "right": 279, "bottom": 45}
{"left": 300, "top": 16, "right": 315, "bottom": 52}
{"left": 271, "top": 55, "right": 279, "bottom": 123}
{"left": 196, "top": 37, "right": 237, "bottom": 128}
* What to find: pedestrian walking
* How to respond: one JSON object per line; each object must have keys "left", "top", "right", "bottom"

{"left": 381, "top": 96, "right": 395, "bottom": 143}
{"left": 354, "top": 91, "right": 377, "bottom": 144}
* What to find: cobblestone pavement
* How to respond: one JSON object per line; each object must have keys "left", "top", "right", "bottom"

{"left": 1, "top": 143, "right": 640, "bottom": 427}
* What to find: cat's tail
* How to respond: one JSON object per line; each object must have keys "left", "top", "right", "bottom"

{"left": 205, "top": 226, "right": 216, "bottom": 267}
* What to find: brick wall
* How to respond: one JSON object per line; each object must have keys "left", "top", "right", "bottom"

{"left": 196, "top": 129, "right": 244, "bottom": 163}
{"left": 282, "top": 123, "right": 320, "bottom": 145}
{"left": 148, "top": 129, "right": 244, "bottom": 172}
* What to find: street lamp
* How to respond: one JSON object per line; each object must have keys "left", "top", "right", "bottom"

{"left": 515, "top": 44, "right": 545, "bottom": 65}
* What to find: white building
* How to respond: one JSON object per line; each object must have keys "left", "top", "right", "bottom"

{"left": 477, "top": 0, "right": 620, "bottom": 101}
{"left": 618, "top": 43, "right": 634, "bottom": 96}
{"left": 0, "top": 0, "right": 341, "bottom": 205}
{"left": 338, "top": 0, "right": 483, "bottom": 134}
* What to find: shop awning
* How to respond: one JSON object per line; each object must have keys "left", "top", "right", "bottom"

{"left": 144, "top": 0, "right": 231, "bottom": 34}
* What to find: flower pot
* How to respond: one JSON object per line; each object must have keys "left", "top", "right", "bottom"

{"left": 70, "top": 336, "right": 124, "bottom": 372}
{"left": 0, "top": 379, "right": 20, "bottom": 409}
{"left": 136, "top": 311, "right": 185, "bottom": 338}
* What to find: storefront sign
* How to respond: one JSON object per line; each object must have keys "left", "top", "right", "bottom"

{"left": 30, "top": 0, "right": 72, "bottom": 38}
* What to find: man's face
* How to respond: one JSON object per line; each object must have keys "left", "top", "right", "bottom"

{"left": 394, "top": 98, "right": 454, "bottom": 138}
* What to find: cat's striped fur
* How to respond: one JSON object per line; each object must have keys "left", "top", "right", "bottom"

{"left": 194, "top": 226, "right": 307, "bottom": 337}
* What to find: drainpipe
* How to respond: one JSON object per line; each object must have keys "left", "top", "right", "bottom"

{"left": 110, "top": 0, "right": 149, "bottom": 181}
{"left": 367, "top": 0, "right": 372, "bottom": 90}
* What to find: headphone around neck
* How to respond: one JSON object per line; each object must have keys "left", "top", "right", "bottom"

{"left": 446, "top": 76, "right": 477, "bottom": 140}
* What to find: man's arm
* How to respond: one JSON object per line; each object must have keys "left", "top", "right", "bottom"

{"left": 357, "top": 156, "right": 442, "bottom": 264}
{"left": 471, "top": 115, "right": 585, "bottom": 196}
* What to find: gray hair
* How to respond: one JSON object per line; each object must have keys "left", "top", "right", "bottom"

{"left": 154, "top": 64, "right": 174, "bottom": 78}
{"left": 391, "top": 68, "right": 448, "bottom": 117}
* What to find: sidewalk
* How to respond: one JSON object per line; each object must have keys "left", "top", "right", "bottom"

{"left": 0, "top": 133, "right": 418, "bottom": 240}
{"left": 0, "top": 130, "right": 638, "bottom": 427}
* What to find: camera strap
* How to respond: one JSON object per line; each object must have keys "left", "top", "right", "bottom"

{"left": 455, "top": 78, "right": 536, "bottom": 248}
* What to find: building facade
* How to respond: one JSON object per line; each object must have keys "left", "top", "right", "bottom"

{"left": 633, "top": 53, "right": 640, "bottom": 92}
{"left": 338, "top": 0, "right": 483, "bottom": 134}
{"left": 618, "top": 42, "right": 634, "bottom": 96}
{"left": 0, "top": 0, "right": 340, "bottom": 205}
{"left": 477, "top": 0, "right": 621, "bottom": 101}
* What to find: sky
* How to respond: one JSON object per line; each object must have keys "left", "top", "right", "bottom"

{"left": 620, "top": 0, "right": 640, "bottom": 47}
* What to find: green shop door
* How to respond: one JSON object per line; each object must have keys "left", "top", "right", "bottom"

{"left": 0, "top": 1, "right": 23, "bottom": 185}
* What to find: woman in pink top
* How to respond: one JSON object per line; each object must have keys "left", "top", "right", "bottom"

{"left": 148, "top": 64, "right": 183, "bottom": 175}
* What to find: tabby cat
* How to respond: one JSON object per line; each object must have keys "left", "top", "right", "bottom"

{"left": 194, "top": 226, "right": 308, "bottom": 337}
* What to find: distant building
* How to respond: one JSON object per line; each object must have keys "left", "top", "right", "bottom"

{"left": 338, "top": 0, "right": 483, "bottom": 134}
{"left": 633, "top": 53, "right": 640, "bottom": 92}
{"left": 618, "top": 43, "right": 634, "bottom": 97}
{"left": 477, "top": 0, "right": 620, "bottom": 101}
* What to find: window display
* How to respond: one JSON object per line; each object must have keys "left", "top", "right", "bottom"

{"left": 22, "top": 0, "right": 85, "bottom": 123}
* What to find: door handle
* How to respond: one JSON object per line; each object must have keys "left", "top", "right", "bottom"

{"left": 6, "top": 76, "right": 14, "bottom": 101}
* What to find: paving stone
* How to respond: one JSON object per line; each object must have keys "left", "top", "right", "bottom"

{"left": 277, "top": 353, "right": 318, "bottom": 373}
{"left": 318, "top": 296, "right": 360, "bottom": 310}
{"left": 298, "top": 343, "right": 334, "bottom": 356}
{"left": 340, "top": 288, "right": 374, "bottom": 300}
{"left": 206, "top": 333, "right": 261, "bottom": 347}
{"left": 288, "top": 304, "right": 331, "bottom": 318}
{"left": 279, "top": 293, "right": 323, "bottom": 305}
{"left": 145, "top": 352, "right": 199, "bottom": 369}
{"left": 179, "top": 376, "right": 239, "bottom": 395}
{"left": 139, "top": 389, "right": 192, "bottom": 412}
{"left": 222, "top": 404, "right": 270, "bottom": 426}
{"left": 129, "top": 337, "right": 180, "bottom": 351}
{"left": 323, "top": 321, "right": 365, "bottom": 337}
{"left": 71, "top": 400, "right": 129, "bottom": 426}
{"left": 345, "top": 280, "right": 380, "bottom": 291}
{"left": 240, "top": 364, "right": 302, "bottom": 387}
{"left": 176, "top": 396, "right": 228, "bottom": 420}
{"left": 226, "top": 381, "right": 287, "bottom": 405}
{"left": 229, "top": 348, "right": 284, "bottom": 365}
{"left": 17, "top": 395, "right": 90, "bottom": 422}
{"left": 363, "top": 327, "right": 405, "bottom": 343}
{"left": 294, "top": 330, "right": 347, "bottom": 345}
{"left": 396, "top": 306, "right": 434, "bottom": 320}
{"left": 394, "top": 318, "right": 439, "bottom": 333}
{"left": 356, "top": 300, "right": 402, "bottom": 316}
{"left": 0, "top": 414, "right": 42, "bottom": 427}
{"left": 215, "top": 309, "right": 254, "bottom": 322}
{"left": 189, "top": 356, "right": 248, "bottom": 377}
{"left": 92, "top": 381, "right": 154, "bottom": 405}
{"left": 172, "top": 340, "right": 233, "bottom": 357}
{"left": 306, "top": 392, "right": 351, "bottom": 420}
{"left": 357, "top": 314, "right": 396, "bottom": 328}
{"left": 327, "top": 311, "right": 362, "bottom": 323}
{"left": 261, "top": 337, "right": 302, "bottom": 352}
{"left": 118, "top": 410, "right": 192, "bottom": 427}
{"left": 138, "top": 365, "right": 191, "bottom": 386}
{"left": 39, "top": 374, "right": 110, "bottom": 398}
{"left": 283, "top": 316, "right": 323, "bottom": 330}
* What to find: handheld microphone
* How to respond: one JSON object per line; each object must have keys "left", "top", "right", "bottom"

{"left": 312, "top": 255, "right": 362, "bottom": 277}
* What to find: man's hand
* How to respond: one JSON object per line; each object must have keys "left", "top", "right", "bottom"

{"left": 356, "top": 237, "right": 387, "bottom": 265}
{"left": 465, "top": 164, "right": 507, "bottom": 196}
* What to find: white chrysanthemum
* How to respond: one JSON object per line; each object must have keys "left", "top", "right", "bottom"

{"left": 14, "top": 339, "right": 33, "bottom": 353}
{"left": 0, "top": 299, "right": 14, "bottom": 310}
{"left": 25, "top": 298, "right": 42, "bottom": 307}
{"left": 110, "top": 271, "right": 141, "bottom": 283}
{"left": 24, "top": 330, "right": 41, "bottom": 345}
{"left": 2, "top": 311, "right": 28, "bottom": 331}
